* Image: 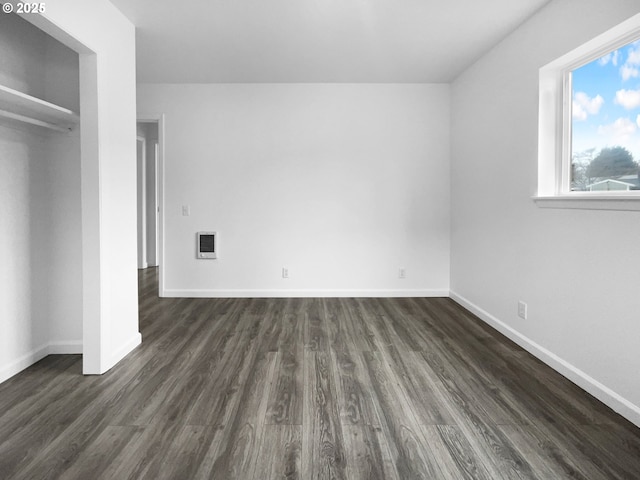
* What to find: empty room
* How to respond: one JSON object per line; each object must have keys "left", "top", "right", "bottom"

{"left": 1, "top": 0, "right": 640, "bottom": 478}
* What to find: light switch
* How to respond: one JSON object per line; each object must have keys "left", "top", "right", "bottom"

{"left": 182, "top": 205, "right": 190, "bottom": 216}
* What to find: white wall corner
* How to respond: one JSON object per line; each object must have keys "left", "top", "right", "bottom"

{"left": 449, "top": 291, "right": 640, "bottom": 429}
{"left": 0, "top": 340, "right": 83, "bottom": 385}
{"left": 0, "top": 344, "right": 50, "bottom": 385}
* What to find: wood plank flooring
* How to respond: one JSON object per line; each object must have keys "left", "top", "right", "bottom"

{"left": 1, "top": 267, "right": 640, "bottom": 479}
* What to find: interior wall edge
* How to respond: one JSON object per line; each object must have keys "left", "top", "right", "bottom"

{"left": 450, "top": 290, "right": 640, "bottom": 429}
{"left": 107, "top": 332, "right": 142, "bottom": 372}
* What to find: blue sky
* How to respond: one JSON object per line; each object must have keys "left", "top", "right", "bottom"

{"left": 572, "top": 40, "right": 640, "bottom": 162}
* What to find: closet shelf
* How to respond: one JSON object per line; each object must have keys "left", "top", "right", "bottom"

{"left": 0, "top": 84, "right": 79, "bottom": 132}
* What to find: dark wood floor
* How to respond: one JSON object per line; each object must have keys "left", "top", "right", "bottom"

{"left": 1, "top": 268, "right": 639, "bottom": 479}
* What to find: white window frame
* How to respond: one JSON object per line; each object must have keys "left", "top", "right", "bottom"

{"left": 535, "top": 13, "right": 640, "bottom": 211}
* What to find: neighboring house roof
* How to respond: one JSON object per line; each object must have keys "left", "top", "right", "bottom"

{"left": 617, "top": 175, "right": 640, "bottom": 187}
{"left": 587, "top": 179, "right": 636, "bottom": 190}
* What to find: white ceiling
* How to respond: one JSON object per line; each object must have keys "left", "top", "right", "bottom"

{"left": 109, "top": 0, "right": 551, "bottom": 83}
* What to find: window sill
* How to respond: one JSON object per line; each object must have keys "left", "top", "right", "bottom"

{"left": 533, "top": 194, "right": 640, "bottom": 211}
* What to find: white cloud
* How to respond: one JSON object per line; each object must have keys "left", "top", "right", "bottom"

{"left": 620, "top": 64, "right": 640, "bottom": 81}
{"left": 572, "top": 92, "right": 604, "bottom": 120}
{"left": 627, "top": 47, "right": 640, "bottom": 65}
{"left": 620, "top": 44, "right": 640, "bottom": 80}
{"left": 598, "top": 117, "right": 637, "bottom": 143}
{"left": 614, "top": 89, "right": 640, "bottom": 109}
{"left": 636, "top": 114, "right": 640, "bottom": 128}
{"left": 599, "top": 50, "right": 620, "bottom": 66}
{"left": 573, "top": 105, "right": 587, "bottom": 121}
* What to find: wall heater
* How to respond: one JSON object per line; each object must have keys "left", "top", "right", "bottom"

{"left": 196, "top": 232, "right": 217, "bottom": 259}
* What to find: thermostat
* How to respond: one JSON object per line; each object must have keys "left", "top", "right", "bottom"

{"left": 197, "top": 232, "right": 217, "bottom": 259}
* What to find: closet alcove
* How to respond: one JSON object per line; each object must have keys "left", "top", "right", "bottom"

{"left": 0, "top": 11, "right": 83, "bottom": 377}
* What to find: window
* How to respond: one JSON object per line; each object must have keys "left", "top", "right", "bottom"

{"left": 536, "top": 13, "right": 640, "bottom": 210}
{"left": 571, "top": 44, "right": 640, "bottom": 192}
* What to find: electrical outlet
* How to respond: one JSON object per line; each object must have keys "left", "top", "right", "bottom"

{"left": 282, "top": 267, "right": 289, "bottom": 279}
{"left": 518, "top": 301, "right": 528, "bottom": 319}
{"left": 399, "top": 268, "right": 406, "bottom": 279}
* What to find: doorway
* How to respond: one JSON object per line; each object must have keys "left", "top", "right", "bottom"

{"left": 136, "top": 136, "right": 147, "bottom": 269}
{"left": 136, "top": 118, "right": 164, "bottom": 296}
{"left": 136, "top": 122, "right": 159, "bottom": 269}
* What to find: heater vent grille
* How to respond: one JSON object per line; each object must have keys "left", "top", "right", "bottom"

{"left": 196, "top": 232, "right": 217, "bottom": 259}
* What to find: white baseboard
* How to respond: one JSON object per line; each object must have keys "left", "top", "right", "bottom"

{"left": 450, "top": 291, "right": 640, "bottom": 428}
{"left": 0, "top": 340, "right": 82, "bottom": 385}
{"left": 108, "top": 331, "right": 142, "bottom": 371}
{"left": 162, "top": 288, "right": 449, "bottom": 298}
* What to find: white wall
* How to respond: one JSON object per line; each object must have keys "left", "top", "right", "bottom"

{"left": 450, "top": 0, "right": 640, "bottom": 426}
{"left": 0, "top": 10, "right": 45, "bottom": 96}
{"left": 0, "top": 127, "right": 49, "bottom": 381}
{"left": 138, "top": 84, "right": 450, "bottom": 296}
{"left": 0, "top": 12, "right": 82, "bottom": 384}
{"left": 43, "top": 131, "right": 82, "bottom": 351}
{"left": 44, "top": 34, "right": 81, "bottom": 114}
